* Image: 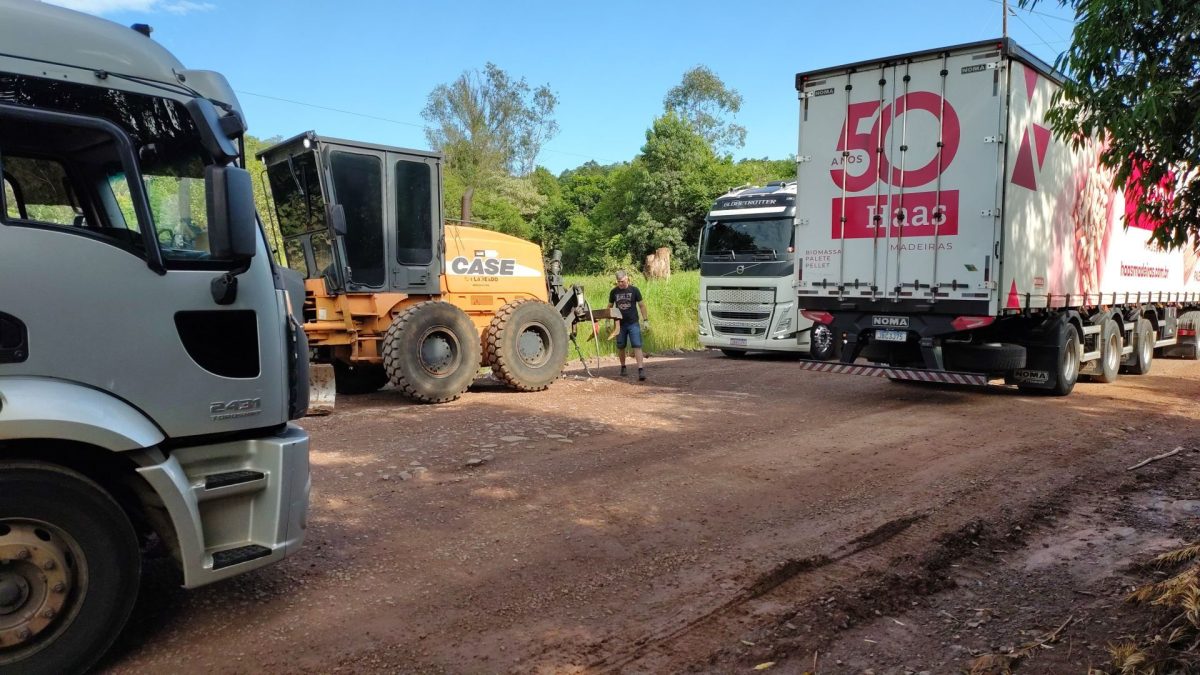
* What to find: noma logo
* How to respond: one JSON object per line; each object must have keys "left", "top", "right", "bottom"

{"left": 871, "top": 316, "right": 910, "bottom": 328}
{"left": 449, "top": 256, "right": 517, "bottom": 276}
{"left": 1013, "top": 369, "right": 1050, "bottom": 384}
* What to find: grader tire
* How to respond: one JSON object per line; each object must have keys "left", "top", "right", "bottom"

{"left": 383, "top": 301, "right": 481, "bottom": 404}
{"left": 484, "top": 299, "right": 569, "bottom": 392}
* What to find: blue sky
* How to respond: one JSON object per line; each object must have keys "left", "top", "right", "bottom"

{"left": 49, "top": 0, "right": 1076, "bottom": 174}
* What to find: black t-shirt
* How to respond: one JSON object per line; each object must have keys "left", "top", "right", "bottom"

{"left": 609, "top": 285, "right": 642, "bottom": 324}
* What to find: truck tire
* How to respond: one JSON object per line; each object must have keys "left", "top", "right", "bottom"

{"left": 383, "top": 301, "right": 481, "bottom": 403}
{"left": 1034, "top": 323, "right": 1082, "bottom": 396}
{"left": 720, "top": 349, "right": 747, "bottom": 358}
{"left": 810, "top": 324, "right": 837, "bottom": 361}
{"left": 944, "top": 342, "right": 1026, "bottom": 372}
{"left": 0, "top": 462, "right": 140, "bottom": 675}
{"left": 1090, "top": 319, "right": 1122, "bottom": 383}
{"left": 484, "top": 299, "right": 569, "bottom": 392}
{"left": 333, "top": 362, "right": 388, "bottom": 395}
{"left": 1123, "top": 318, "right": 1154, "bottom": 375}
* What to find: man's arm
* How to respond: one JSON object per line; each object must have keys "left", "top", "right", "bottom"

{"left": 636, "top": 288, "right": 648, "bottom": 322}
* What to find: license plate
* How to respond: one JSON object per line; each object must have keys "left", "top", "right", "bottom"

{"left": 875, "top": 329, "right": 908, "bottom": 343}
{"left": 730, "top": 338, "right": 747, "bottom": 346}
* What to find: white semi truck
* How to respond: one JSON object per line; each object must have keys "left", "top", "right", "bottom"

{"left": 698, "top": 182, "right": 827, "bottom": 357}
{"left": 0, "top": 2, "right": 311, "bottom": 672}
{"left": 792, "top": 39, "right": 1199, "bottom": 394}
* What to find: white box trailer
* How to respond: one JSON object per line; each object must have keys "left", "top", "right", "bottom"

{"left": 792, "top": 38, "right": 1200, "bottom": 395}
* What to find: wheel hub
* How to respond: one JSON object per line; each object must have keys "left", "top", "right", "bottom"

{"left": 517, "top": 324, "right": 550, "bottom": 366}
{"left": 418, "top": 329, "right": 460, "bottom": 378}
{"left": 0, "top": 523, "right": 72, "bottom": 648}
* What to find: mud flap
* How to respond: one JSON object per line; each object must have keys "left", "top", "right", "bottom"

{"left": 1006, "top": 319, "right": 1070, "bottom": 390}
{"left": 307, "top": 363, "right": 336, "bottom": 415}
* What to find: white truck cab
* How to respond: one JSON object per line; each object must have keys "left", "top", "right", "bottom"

{"left": 698, "top": 181, "right": 814, "bottom": 357}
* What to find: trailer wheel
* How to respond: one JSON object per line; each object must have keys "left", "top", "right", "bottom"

{"left": 810, "top": 324, "right": 837, "bottom": 361}
{"left": 0, "top": 462, "right": 140, "bottom": 675}
{"left": 333, "top": 362, "right": 388, "bottom": 395}
{"left": 1090, "top": 319, "right": 1122, "bottom": 384}
{"left": 720, "top": 349, "right": 747, "bottom": 358}
{"left": 944, "top": 343, "right": 1026, "bottom": 372}
{"left": 383, "top": 301, "right": 481, "bottom": 403}
{"left": 484, "top": 299, "right": 569, "bottom": 392}
{"left": 1039, "top": 323, "right": 1082, "bottom": 396}
{"left": 1123, "top": 318, "right": 1154, "bottom": 375}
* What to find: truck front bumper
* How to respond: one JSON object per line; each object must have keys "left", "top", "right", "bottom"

{"left": 137, "top": 423, "right": 311, "bottom": 588}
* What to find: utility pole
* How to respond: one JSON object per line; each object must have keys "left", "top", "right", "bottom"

{"left": 1003, "top": 0, "right": 1009, "bottom": 38}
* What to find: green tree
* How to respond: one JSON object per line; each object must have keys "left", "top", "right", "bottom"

{"left": 664, "top": 66, "right": 746, "bottom": 153}
{"left": 422, "top": 63, "right": 558, "bottom": 224}
{"left": 1023, "top": 0, "right": 1200, "bottom": 248}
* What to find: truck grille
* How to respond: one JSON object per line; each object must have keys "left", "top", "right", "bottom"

{"left": 707, "top": 287, "right": 773, "bottom": 337}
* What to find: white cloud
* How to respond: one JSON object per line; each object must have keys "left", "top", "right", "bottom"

{"left": 42, "top": 0, "right": 215, "bottom": 15}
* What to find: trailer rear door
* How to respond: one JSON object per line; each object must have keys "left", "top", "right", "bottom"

{"left": 796, "top": 43, "right": 1007, "bottom": 314}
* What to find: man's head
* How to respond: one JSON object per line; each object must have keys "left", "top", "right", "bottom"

{"left": 615, "top": 270, "right": 630, "bottom": 289}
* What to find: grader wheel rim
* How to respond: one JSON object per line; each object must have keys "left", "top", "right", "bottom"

{"left": 0, "top": 520, "right": 80, "bottom": 656}
{"left": 417, "top": 326, "right": 462, "bottom": 379}
{"left": 515, "top": 322, "right": 552, "bottom": 368}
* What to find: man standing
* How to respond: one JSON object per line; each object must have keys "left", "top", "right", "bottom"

{"left": 608, "top": 270, "right": 649, "bottom": 381}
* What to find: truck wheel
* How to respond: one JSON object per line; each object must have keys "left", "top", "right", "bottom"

{"left": 1090, "top": 319, "right": 1122, "bottom": 383}
{"left": 1123, "top": 318, "right": 1154, "bottom": 375}
{"left": 810, "top": 325, "right": 837, "bottom": 361}
{"left": 484, "top": 299, "right": 569, "bottom": 392}
{"left": 333, "top": 362, "right": 388, "bottom": 395}
{"left": 720, "top": 349, "right": 747, "bottom": 358}
{"left": 0, "top": 462, "right": 140, "bottom": 675}
{"left": 944, "top": 343, "right": 1026, "bottom": 372}
{"left": 383, "top": 301, "right": 481, "bottom": 403}
{"left": 1039, "top": 323, "right": 1082, "bottom": 396}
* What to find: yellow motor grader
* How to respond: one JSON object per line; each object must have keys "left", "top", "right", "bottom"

{"left": 259, "top": 132, "right": 607, "bottom": 409}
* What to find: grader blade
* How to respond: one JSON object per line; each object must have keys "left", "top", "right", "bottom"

{"left": 308, "top": 363, "right": 336, "bottom": 415}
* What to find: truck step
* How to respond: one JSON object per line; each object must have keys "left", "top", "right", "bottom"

{"left": 204, "top": 470, "right": 265, "bottom": 490}
{"left": 211, "top": 544, "right": 272, "bottom": 570}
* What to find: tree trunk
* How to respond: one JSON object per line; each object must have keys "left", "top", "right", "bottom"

{"left": 644, "top": 247, "right": 671, "bottom": 279}
{"left": 461, "top": 185, "right": 475, "bottom": 225}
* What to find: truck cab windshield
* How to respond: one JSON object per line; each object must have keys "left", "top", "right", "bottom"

{"left": 702, "top": 218, "right": 794, "bottom": 260}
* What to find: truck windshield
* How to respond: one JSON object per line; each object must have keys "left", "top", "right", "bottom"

{"left": 702, "top": 218, "right": 794, "bottom": 259}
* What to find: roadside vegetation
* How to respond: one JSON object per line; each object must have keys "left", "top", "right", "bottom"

{"left": 567, "top": 270, "right": 701, "bottom": 357}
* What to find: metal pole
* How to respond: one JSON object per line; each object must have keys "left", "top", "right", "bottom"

{"left": 1003, "top": 0, "right": 1008, "bottom": 38}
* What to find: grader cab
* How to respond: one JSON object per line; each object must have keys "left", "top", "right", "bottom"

{"left": 259, "top": 132, "right": 603, "bottom": 408}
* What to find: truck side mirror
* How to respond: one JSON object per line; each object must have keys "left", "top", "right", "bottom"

{"left": 327, "top": 203, "right": 347, "bottom": 236}
{"left": 206, "top": 165, "right": 257, "bottom": 261}
{"left": 186, "top": 97, "right": 239, "bottom": 165}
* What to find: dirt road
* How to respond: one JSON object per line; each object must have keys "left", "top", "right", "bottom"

{"left": 99, "top": 352, "right": 1200, "bottom": 674}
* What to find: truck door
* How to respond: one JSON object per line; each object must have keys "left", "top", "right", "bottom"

{"left": 797, "top": 45, "right": 1004, "bottom": 311}
{"left": 387, "top": 149, "right": 441, "bottom": 294}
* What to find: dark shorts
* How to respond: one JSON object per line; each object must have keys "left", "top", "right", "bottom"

{"left": 616, "top": 322, "right": 643, "bottom": 349}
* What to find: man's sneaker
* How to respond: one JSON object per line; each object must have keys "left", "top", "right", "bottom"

{"left": 620, "top": 365, "right": 628, "bottom": 376}
{"left": 638, "top": 368, "right": 646, "bottom": 381}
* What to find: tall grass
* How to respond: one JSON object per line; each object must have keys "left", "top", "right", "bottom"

{"left": 566, "top": 270, "right": 701, "bottom": 356}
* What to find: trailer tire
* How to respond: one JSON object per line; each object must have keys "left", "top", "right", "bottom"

{"left": 810, "top": 324, "right": 837, "bottom": 361}
{"left": 1122, "top": 318, "right": 1154, "bottom": 375}
{"left": 720, "top": 349, "right": 747, "bottom": 358}
{"left": 333, "top": 362, "right": 389, "bottom": 395}
{"left": 1089, "top": 319, "right": 1122, "bottom": 384}
{"left": 484, "top": 299, "right": 569, "bottom": 392}
{"left": 944, "top": 343, "right": 1026, "bottom": 372}
{"left": 0, "top": 462, "right": 140, "bottom": 675}
{"left": 383, "top": 301, "right": 481, "bottom": 403}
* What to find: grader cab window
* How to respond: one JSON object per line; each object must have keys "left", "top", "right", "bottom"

{"left": 329, "top": 151, "right": 385, "bottom": 287}
{"left": 395, "top": 159, "right": 433, "bottom": 265}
